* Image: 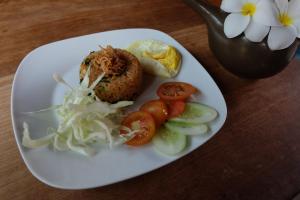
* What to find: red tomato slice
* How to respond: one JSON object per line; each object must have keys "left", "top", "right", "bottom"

{"left": 164, "top": 100, "right": 186, "bottom": 119}
{"left": 157, "top": 82, "right": 197, "bottom": 101}
{"left": 140, "top": 99, "right": 168, "bottom": 126}
{"left": 121, "top": 111, "right": 156, "bottom": 146}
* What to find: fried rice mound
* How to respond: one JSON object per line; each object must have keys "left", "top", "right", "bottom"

{"left": 80, "top": 45, "right": 143, "bottom": 103}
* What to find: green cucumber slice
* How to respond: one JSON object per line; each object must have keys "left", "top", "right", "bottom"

{"left": 169, "top": 102, "right": 217, "bottom": 124}
{"left": 153, "top": 127, "right": 186, "bottom": 156}
{"left": 165, "top": 121, "right": 208, "bottom": 135}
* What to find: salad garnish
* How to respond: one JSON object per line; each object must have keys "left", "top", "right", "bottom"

{"left": 22, "top": 67, "right": 137, "bottom": 156}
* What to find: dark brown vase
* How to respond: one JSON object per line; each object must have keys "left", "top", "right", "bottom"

{"left": 184, "top": 0, "right": 300, "bottom": 79}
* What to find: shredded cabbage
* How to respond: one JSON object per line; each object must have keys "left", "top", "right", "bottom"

{"left": 22, "top": 67, "right": 137, "bottom": 156}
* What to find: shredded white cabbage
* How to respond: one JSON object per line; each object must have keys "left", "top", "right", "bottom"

{"left": 22, "top": 67, "right": 137, "bottom": 156}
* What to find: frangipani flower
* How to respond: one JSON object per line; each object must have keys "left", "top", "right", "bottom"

{"left": 263, "top": 0, "right": 300, "bottom": 50}
{"left": 221, "top": 0, "right": 272, "bottom": 42}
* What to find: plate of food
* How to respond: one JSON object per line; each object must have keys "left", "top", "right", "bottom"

{"left": 11, "top": 28, "right": 227, "bottom": 189}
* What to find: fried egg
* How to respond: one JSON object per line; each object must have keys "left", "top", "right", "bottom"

{"left": 127, "top": 40, "right": 181, "bottom": 78}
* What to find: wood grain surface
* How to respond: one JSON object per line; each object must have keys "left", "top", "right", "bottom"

{"left": 1, "top": 0, "right": 300, "bottom": 199}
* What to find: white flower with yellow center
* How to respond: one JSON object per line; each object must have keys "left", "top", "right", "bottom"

{"left": 261, "top": 0, "right": 300, "bottom": 50}
{"left": 221, "top": 0, "right": 273, "bottom": 42}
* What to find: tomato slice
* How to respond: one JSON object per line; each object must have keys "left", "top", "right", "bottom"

{"left": 121, "top": 111, "right": 156, "bottom": 146}
{"left": 140, "top": 99, "right": 168, "bottom": 126}
{"left": 164, "top": 100, "right": 186, "bottom": 119}
{"left": 157, "top": 82, "right": 197, "bottom": 101}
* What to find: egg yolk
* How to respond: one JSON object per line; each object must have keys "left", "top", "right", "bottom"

{"left": 143, "top": 46, "right": 181, "bottom": 71}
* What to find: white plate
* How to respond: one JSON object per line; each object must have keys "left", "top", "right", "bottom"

{"left": 11, "top": 28, "right": 227, "bottom": 189}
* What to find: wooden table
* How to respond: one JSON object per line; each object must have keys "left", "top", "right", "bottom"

{"left": 1, "top": 0, "right": 300, "bottom": 199}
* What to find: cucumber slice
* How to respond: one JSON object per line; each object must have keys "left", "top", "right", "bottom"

{"left": 153, "top": 127, "right": 186, "bottom": 156}
{"left": 169, "top": 102, "right": 217, "bottom": 124}
{"left": 165, "top": 121, "right": 208, "bottom": 135}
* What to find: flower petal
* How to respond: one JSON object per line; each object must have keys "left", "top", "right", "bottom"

{"left": 254, "top": 0, "right": 280, "bottom": 26}
{"left": 294, "top": 20, "right": 300, "bottom": 38}
{"left": 245, "top": 19, "right": 270, "bottom": 42}
{"left": 224, "top": 13, "right": 250, "bottom": 38}
{"left": 267, "top": 26, "right": 297, "bottom": 50}
{"left": 221, "top": 0, "right": 243, "bottom": 12}
{"left": 243, "top": 0, "right": 259, "bottom": 4}
{"left": 288, "top": 0, "right": 300, "bottom": 19}
{"left": 275, "top": 0, "right": 288, "bottom": 14}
